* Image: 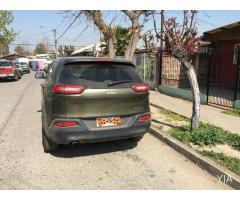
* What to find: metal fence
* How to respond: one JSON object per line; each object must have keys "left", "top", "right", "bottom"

{"left": 207, "top": 45, "right": 240, "bottom": 107}
{"left": 134, "top": 45, "right": 240, "bottom": 108}
{"left": 133, "top": 52, "right": 156, "bottom": 89}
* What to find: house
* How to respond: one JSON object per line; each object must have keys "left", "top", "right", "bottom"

{"left": 138, "top": 22, "right": 240, "bottom": 109}
{"left": 202, "top": 21, "right": 240, "bottom": 108}
{"left": 0, "top": 53, "right": 27, "bottom": 60}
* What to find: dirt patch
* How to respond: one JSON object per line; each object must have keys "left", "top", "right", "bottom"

{"left": 151, "top": 105, "right": 188, "bottom": 132}
{"left": 191, "top": 144, "right": 240, "bottom": 160}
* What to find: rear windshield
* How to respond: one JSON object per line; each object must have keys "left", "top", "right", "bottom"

{"left": 59, "top": 62, "right": 143, "bottom": 89}
{"left": 0, "top": 62, "right": 12, "bottom": 67}
{"left": 20, "top": 62, "right": 28, "bottom": 66}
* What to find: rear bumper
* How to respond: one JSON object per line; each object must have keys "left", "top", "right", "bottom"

{"left": 0, "top": 74, "right": 15, "bottom": 78}
{"left": 45, "top": 114, "right": 150, "bottom": 144}
{"left": 22, "top": 68, "right": 30, "bottom": 73}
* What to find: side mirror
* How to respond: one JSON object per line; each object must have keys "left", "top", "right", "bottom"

{"left": 35, "top": 72, "right": 45, "bottom": 79}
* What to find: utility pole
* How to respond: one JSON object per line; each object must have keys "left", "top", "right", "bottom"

{"left": 155, "top": 10, "right": 164, "bottom": 91}
{"left": 53, "top": 29, "right": 58, "bottom": 58}
{"left": 159, "top": 10, "right": 164, "bottom": 86}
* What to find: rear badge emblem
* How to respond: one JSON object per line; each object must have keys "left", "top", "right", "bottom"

{"left": 105, "top": 90, "right": 116, "bottom": 95}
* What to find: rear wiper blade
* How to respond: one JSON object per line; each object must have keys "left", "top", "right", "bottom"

{"left": 107, "top": 80, "right": 133, "bottom": 86}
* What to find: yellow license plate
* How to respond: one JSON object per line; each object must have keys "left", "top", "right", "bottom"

{"left": 96, "top": 117, "right": 121, "bottom": 127}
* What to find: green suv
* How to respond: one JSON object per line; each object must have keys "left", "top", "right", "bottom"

{"left": 35, "top": 57, "right": 150, "bottom": 153}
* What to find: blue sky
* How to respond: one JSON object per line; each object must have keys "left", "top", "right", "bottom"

{"left": 9, "top": 10, "right": 240, "bottom": 52}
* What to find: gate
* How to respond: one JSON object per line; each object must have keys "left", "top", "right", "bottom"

{"left": 207, "top": 43, "right": 240, "bottom": 107}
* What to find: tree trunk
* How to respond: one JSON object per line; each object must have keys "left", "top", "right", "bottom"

{"left": 182, "top": 60, "right": 200, "bottom": 131}
{"left": 107, "top": 37, "right": 116, "bottom": 59}
{"left": 124, "top": 30, "right": 140, "bottom": 61}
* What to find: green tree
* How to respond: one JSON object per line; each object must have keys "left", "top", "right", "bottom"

{"left": 63, "top": 11, "right": 151, "bottom": 60}
{"left": 101, "top": 26, "right": 130, "bottom": 57}
{"left": 14, "top": 45, "right": 27, "bottom": 55}
{"left": 64, "top": 45, "right": 75, "bottom": 56}
{"left": 0, "top": 11, "right": 17, "bottom": 56}
{"left": 58, "top": 45, "right": 75, "bottom": 57}
{"left": 115, "top": 26, "right": 130, "bottom": 56}
{"left": 0, "top": 43, "right": 9, "bottom": 55}
{"left": 58, "top": 45, "right": 64, "bottom": 57}
{"left": 34, "top": 42, "right": 48, "bottom": 54}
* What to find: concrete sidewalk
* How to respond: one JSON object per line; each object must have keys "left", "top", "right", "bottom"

{"left": 150, "top": 91, "right": 240, "bottom": 134}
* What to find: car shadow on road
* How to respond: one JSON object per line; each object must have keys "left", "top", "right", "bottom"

{"left": 50, "top": 139, "right": 138, "bottom": 158}
{"left": 0, "top": 79, "right": 16, "bottom": 83}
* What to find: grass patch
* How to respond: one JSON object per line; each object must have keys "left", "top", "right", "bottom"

{"left": 200, "top": 151, "right": 240, "bottom": 176}
{"left": 223, "top": 108, "right": 240, "bottom": 117}
{"left": 169, "top": 123, "right": 240, "bottom": 150}
{"left": 159, "top": 108, "right": 189, "bottom": 122}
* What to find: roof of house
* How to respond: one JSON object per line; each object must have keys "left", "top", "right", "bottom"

{"left": 202, "top": 21, "right": 240, "bottom": 42}
{"left": 71, "top": 42, "right": 106, "bottom": 56}
{"left": 0, "top": 53, "right": 27, "bottom": 60}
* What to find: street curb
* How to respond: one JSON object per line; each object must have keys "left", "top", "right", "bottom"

{"left": 149, "top": 126, "right": 240, "bottom": 189}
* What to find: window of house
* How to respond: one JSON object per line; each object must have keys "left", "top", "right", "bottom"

{"left": 233, "top": 44, "right": 240, "bottom": 64}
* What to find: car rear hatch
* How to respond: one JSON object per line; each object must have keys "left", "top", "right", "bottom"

{"left": 53, "top": 61, "right": 149, "bottom": 119}
{"left": 0, "top": 63, "right": 14, "bottom": 75}
{"left": 20, "top": 62, "right": 29, "bottom": 70}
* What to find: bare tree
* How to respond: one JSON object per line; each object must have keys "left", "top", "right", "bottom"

{"left": 61, "top": 10, "right": 150, "bottom": 60}
{"left": 145, "top": 11, "right": 200, "bottom": 131}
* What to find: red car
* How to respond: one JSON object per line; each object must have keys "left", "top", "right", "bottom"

{"left": 0, "top": 60, "right": 22, "bottom": 81}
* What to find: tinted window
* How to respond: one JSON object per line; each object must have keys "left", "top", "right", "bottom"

{"left": 0, "top": 62, "right": 12, "bottom": 67}
{"left": 20, "top": 62, "right": 28, "bottom": 66}
{"left": 59, "top": 62, "right": 143, "bottom": 88}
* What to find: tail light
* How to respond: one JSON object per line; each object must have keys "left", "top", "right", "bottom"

{"left": 3, "top": 66, "right": 14, "bottom": 73}
{"left": 54, "top": 121, "right": 78, "bottom": 127}
{"left": 138, "top": 114, "right": 151, "bottom": 121}
{"left": 4, "top": 66, "right": 13, "bottom": 69}
{"left": 132, "top": 83, "right": 149, "bottom": 92}
{"left": 52, "top": 84, "right": 84, "bottom": 94}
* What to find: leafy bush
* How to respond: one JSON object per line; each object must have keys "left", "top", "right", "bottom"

{"left": 169, "top": 125, "right": 191, "bottom": 144}
{"left": 223, "top": 108, "right": 240, "bottom": 117}
{"left": 226, "top": 133, "right": 240, "bottom": 151}
{"left": 190, "top": 123, "right": 228, "bottom": 146}
{"left": 169, "top": 122, "right": 240, "bottom": 150}
{"left": 200, "top": 151, "right": 240, "bottom": 175}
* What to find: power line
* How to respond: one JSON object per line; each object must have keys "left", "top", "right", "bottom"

{"left": 73, "top": 25, "right": 89, "bottom": 42}
{"left": 197, "top": 18, "right": 220, "bottom": 28}
{"left": 17, "top": 30, "right": 52, "bottom": 39}
{"left": 57, "top": 12, "right": 81, "bottom": 40}
{"left": 9, "top": 43, "right": 83, "bottom": 47}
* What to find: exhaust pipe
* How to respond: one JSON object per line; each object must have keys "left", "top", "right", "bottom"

{"left": 72, "top": 142, "right": 78, "bottom": 146}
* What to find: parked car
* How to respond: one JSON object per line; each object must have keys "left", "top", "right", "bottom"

{"left": 14, "top": 63, "right": 24, "bottom": 77}
{"left": 13, "top": 58, "right": 30, "bottom": 73}
{"left": 19, "top": 62, "right": 30, "bottom": 73}
{"left": 29, "top": 59, "right": 47, "bottom": 71}
{"left": 0, "top": 60, "right": 22, "bottom": 81}
{"left": 35, "top": 57, "right": 150, "bottom": 153}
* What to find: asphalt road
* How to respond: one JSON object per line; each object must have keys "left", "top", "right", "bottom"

{"left": 0, "top": 73, "right": 230, "bottom": 189}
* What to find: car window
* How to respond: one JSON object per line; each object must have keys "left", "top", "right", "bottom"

{"left": 59, "top": 62, "right": 143, "bottom": 89}
{"left": 0, "top": 62, "right": 11, "bottom": 67}
{"left": 20, "top": 62, "right": 28, "bottom": 66}
{"left": 46, "top": 61, "right": 57, "bottom": 81}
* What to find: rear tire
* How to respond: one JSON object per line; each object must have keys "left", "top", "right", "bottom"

{"left": 129, "top": 136, "right": 143, "bottom": 142}
{"left": 42, "top": 127, "right": 59, "bottom": 153}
